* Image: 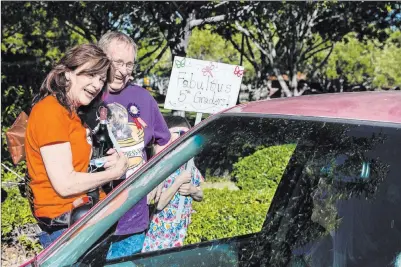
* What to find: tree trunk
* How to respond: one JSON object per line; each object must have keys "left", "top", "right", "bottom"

{"left": 171, "top": 13, "right": 195, "bottom": 118}
{"left": 273, "top": 68, "right": 292, "bottom": 97}
{"left": 291, "top": 72, "right": 299, "bottom": 96}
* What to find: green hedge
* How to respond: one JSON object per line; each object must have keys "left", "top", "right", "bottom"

{"left": 185, "top": 144, "right": 296, "bottom": 244}
{"left": 1, "top": 169, "right": 36, "bottom": 237}
{"left": 185, "top": 188, "right": 275, "bottom": 245}
{"left": 231, "top": 144, "right": 297, "bottom": 190}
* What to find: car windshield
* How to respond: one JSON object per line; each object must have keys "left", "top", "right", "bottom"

{"left": 44, "top": 114, "right": 401, "bottom": 267}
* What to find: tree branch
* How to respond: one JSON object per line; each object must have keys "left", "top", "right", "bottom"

{"left": 143, "top": 44, "right": 169, "bottom": 75}
{"left": 303, "top": 45, "right": 332, "bottom": 61}
{"left": 234, "top": 21, "right": 270, "bottom": 56}
{"left": 227, "top": 35, "right": 259, "bottom": 72}
{"left": 273, "top": 68, "right": 293, "bottom": 97}
{"left": 253, "top": 15, "right": 272, "bottom": 48}
{"left": 300, "top": 38, "right": 330, "bottom": 61}
{"left": 51, "top": 3, "right": 96, "bottom": 42}
{"left": 2, "top": 25, "right": 23, "bottom": 39}
{"left": 245, "top": 35, "right": 256, "bottom": 63}
{"left": 64, "top": 21, "right": 92, "bottom": 41}
{"left": 69, "top": 18, "right": 96, "bottom": 42}
{"left": 189, "top": 15, "right": 226, "bottom": 29}
{"left": 214, "top": 1, "right": 229, "bottom": 8}
{"left": 89, "top": 9, "right": 105, "bottom": 32}
{"left": 137, "top": 41, "right": 164, "bottom": 62}
{"left": 134, "top": 23, "right": 157, "bottom": 41}
{"left": 310, "top": 43, "right": 334, "bottom": 79}
{"left": 172, "top": 2, "right": 187, "bottom": 21}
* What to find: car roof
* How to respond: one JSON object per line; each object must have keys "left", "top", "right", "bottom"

{"left": 226, "top": 91, "right": 401, "bottom": 124}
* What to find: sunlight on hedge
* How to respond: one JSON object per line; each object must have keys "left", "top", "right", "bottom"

{"left": 186, "top": 188, "right": 275, "bottom": 245}
{"left": 232, "top": 144, "right": 297, "bottom": 190}
{"left": 186, "top": 144, "right": 297, "bottom": 245}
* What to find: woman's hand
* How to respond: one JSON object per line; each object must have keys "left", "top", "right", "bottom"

{"left": 103, "top": 149, "right": 120, "bottom": 169}
{"left": 175, "top": 170, "right": 191, "bottom": 185}
{"left": 103, "top": 149, "right": 128, "bottom": 180}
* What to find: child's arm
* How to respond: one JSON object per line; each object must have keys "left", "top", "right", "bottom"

{"left": 191, "top": 186, "right": 203, "bottom": 202}
{"left": 192, "top": 167, "right": 204, "bottom": 202}
{"left": 178, "top": 184, "right": 203, "bottom": 201}
{"left": 147, "top": 183, "right": 163, "bottom": 204}
{"left": 156, "top": 170, "right": 191, "bottom": 211}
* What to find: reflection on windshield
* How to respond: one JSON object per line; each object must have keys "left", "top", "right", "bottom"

{"left": 238, "top": 121, "right": 400, "bottom": 267}
{"left": 394, "top": 253, "right": 401, "bottom": 267}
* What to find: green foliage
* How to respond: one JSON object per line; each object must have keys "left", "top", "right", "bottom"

{"left": 317, "top": 30, "right": 401, "bottom": 88}
{"left": 219, "top": 2, "right": 401, "bottom": 93}
{"left": 185, "top": 144, "right": 296, "bottom": 244}
{"left": 187, "top": 26, "right": 255, "bottom": 80}
{"left": 137, "top": 39, "right": 172, "bottom": 76}
{"left": 18, "top": 235, "right": 43, "bottom": 252}
{"left": 1, "top": 169, "right": 36, "bottom": 237}
{"left": 136, "top": 25, "right": 257, "bottom": 80}
{"left": 185, "top": 187, "right": 275, "bottom": 245}
{"left": 231, "top": 144, "right": 297, "bottom": 190}
{"left": 372, "top": 30, "right": 401, "bottom": 88}
{"left": 326, "top": 33, "right": 376, "bottom": 84}
{"left": 203, "top": 175, "right": 229, "bottom": 183}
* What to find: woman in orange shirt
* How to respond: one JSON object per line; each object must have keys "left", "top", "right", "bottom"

{"left": 25, "top": 43, "right": 128, "bottom": 248}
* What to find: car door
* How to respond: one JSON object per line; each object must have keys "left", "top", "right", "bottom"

{"left": 35, "top": 114, "right": 401, "bottom": 267}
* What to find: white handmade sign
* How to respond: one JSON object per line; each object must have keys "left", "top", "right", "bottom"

{"left": 164, "top": 56, "right": 245, "bottom": 114}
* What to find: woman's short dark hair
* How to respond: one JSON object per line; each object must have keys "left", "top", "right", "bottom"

{"left": 164, "top": 115, "right": 191, "bottom": 129}
{"left": 32, "top": 43, "right": 114, "bottom": 113}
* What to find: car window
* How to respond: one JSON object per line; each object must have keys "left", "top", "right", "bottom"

{"left": 67, "top": 116, "right": 295, "bottom": 266}
{"left": 238, "top": 120, "right": 401, "bottom": 267}
{"left": 54, "top": 115, "right": 401, "bottom": 267}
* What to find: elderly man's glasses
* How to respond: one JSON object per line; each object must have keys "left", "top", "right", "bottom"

{"left": 113, "top": 60, "right": 135, "bottom": 71}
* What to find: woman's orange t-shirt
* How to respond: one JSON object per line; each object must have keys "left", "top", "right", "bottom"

{"left": 25, "top": 95, "right": 104, "bottom": 219}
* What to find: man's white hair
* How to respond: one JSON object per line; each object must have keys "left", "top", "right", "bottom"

{"left": 98, "top": 31, "right": 138, "bottom": 60}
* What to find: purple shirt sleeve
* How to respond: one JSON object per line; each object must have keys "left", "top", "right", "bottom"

{"left": 151, "top": 97, "right": 170, "bottom": 146}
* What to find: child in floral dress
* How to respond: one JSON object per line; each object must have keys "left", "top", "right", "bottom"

{"left": 142, "top": 116, "right": 204, "bottom": 252}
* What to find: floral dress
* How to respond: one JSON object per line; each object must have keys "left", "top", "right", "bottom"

{"left": 142, "top": 165, "right": 203, "bottom": 252}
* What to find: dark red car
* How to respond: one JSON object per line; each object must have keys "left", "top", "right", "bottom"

{"left": 22, "top": 91, "right": 401, "bottom": 267}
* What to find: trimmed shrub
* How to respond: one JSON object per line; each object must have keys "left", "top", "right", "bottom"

{"left": 185, "top": 144, "right": 296, "bottom": 245}
{"left": 185, "top": 187, "right": 275, "bottom": 245}
{"left": 231, "top": 144, "right": 296, "bottom": 190}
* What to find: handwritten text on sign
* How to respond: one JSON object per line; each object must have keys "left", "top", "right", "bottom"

{"left": 164, "top": 57, "right": 245, "bottom": 114}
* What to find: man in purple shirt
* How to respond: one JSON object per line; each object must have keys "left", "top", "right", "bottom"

{"left": 97, "top": 31, "right": 171, "bottom": 260}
